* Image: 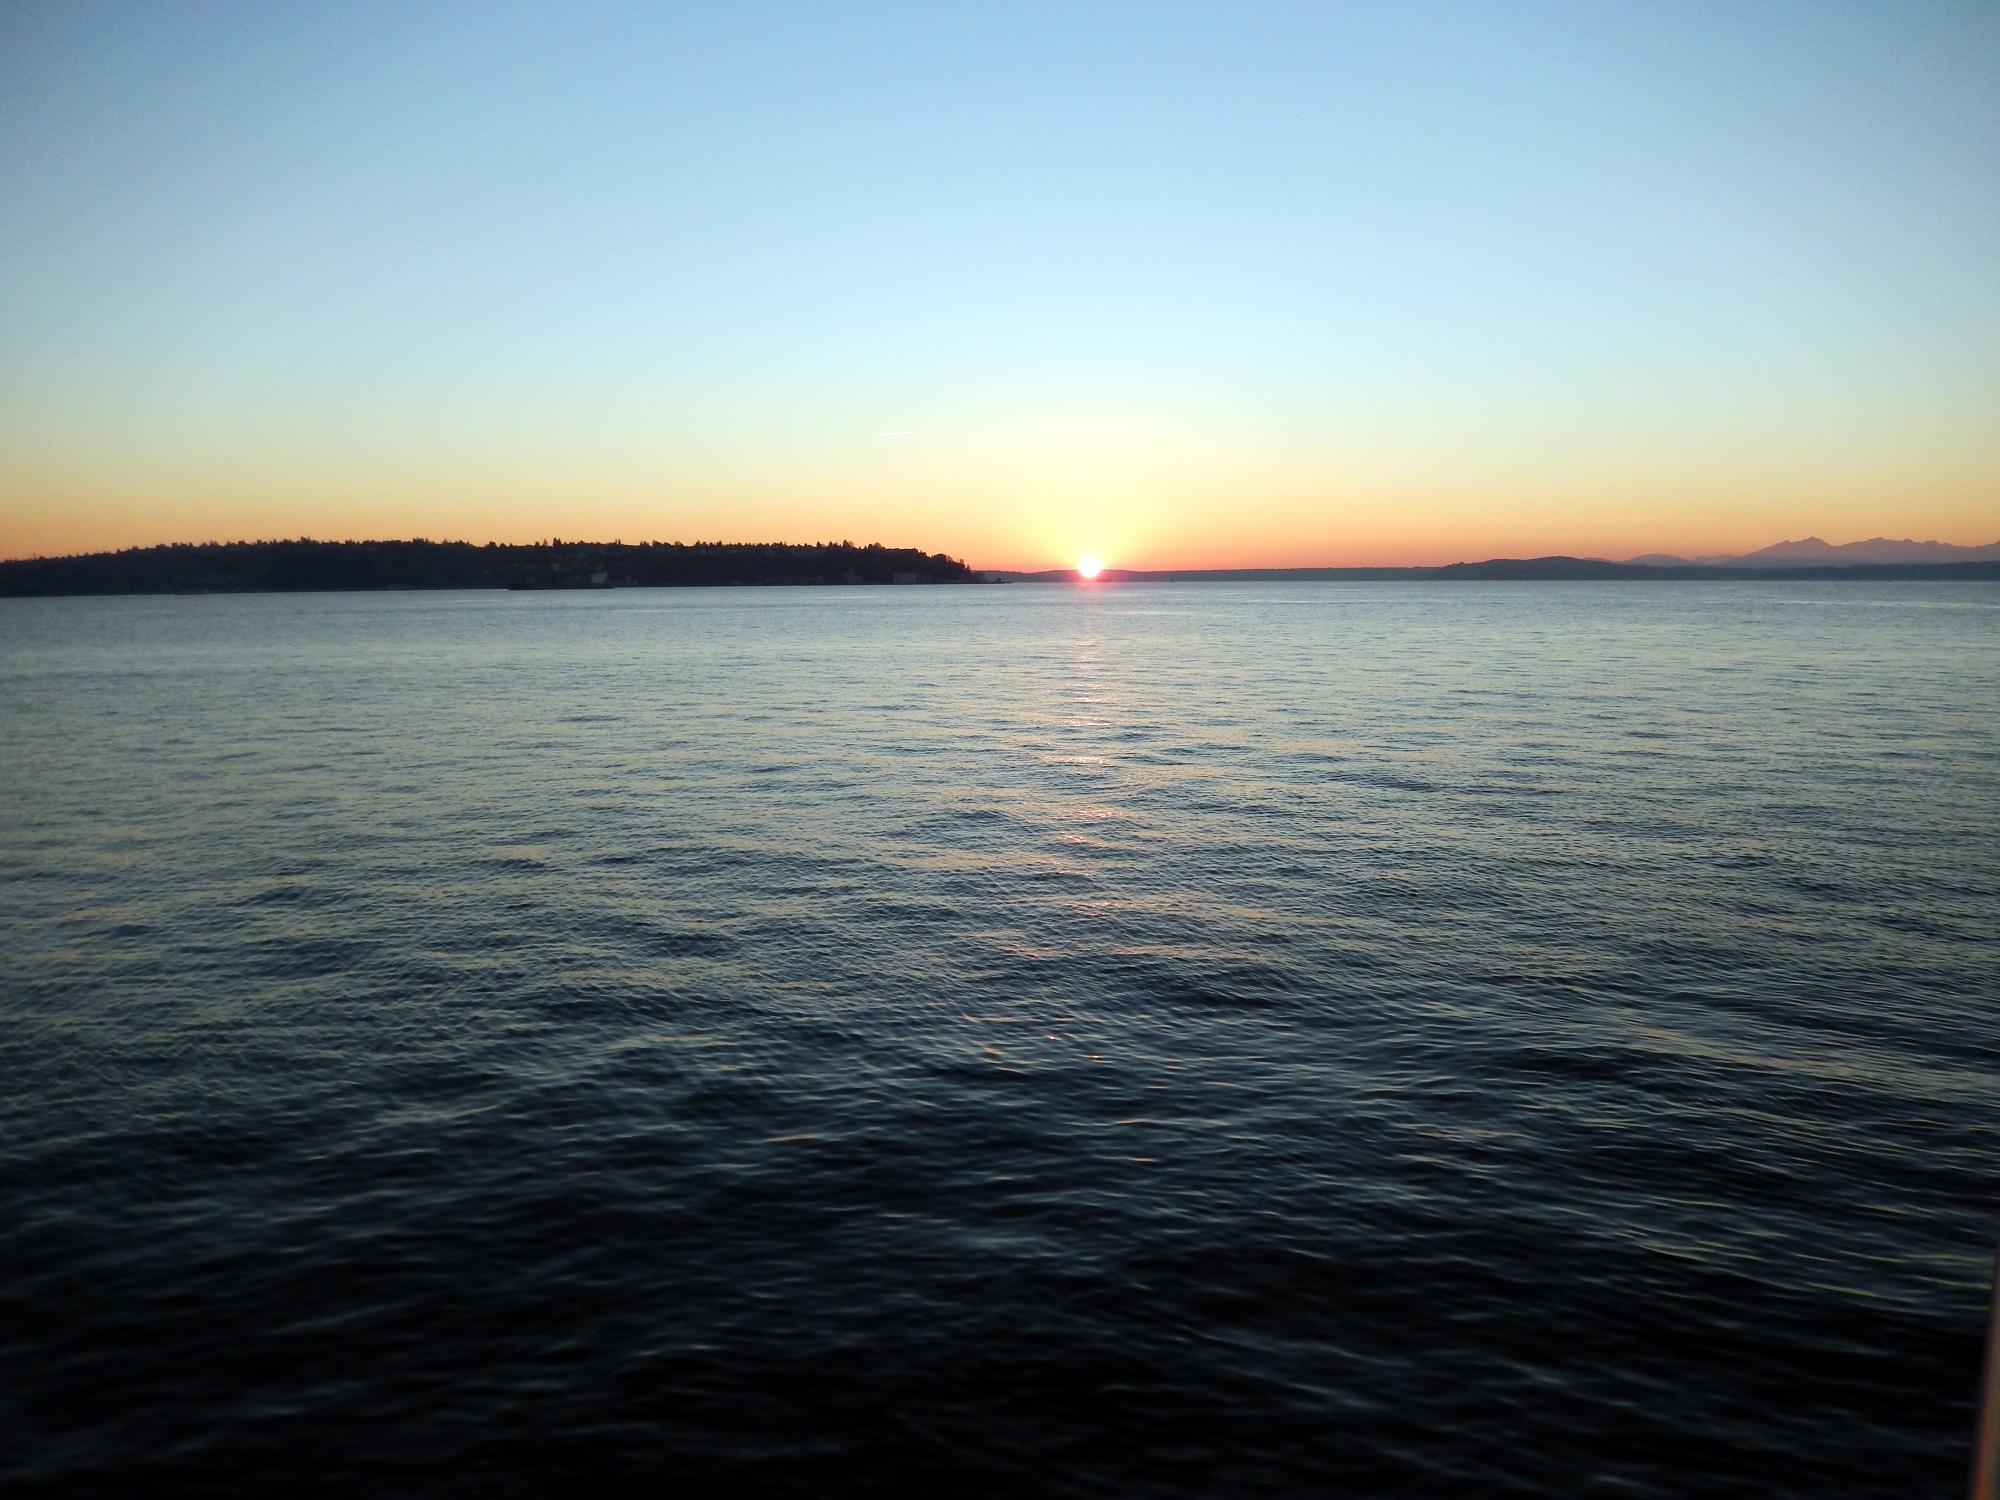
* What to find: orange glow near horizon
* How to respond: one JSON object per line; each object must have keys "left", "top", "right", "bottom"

{"left": 2, "top": 435, "right": 1998, "bottom": 570}
{"left": 8, "top": 380, "right": 2000, "bottom": 568}
{"left": 2, "top": 366, "right": 1998, "bottom": 569}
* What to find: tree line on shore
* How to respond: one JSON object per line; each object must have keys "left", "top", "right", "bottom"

{"left": 0, "top": 538, "right": 980, "bottom": 596}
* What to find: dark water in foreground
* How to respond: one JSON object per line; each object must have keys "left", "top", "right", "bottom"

{"left": 3, "top": 582, "right": 1997, "bottom": 1497}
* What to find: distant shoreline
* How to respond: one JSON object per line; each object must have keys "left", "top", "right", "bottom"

{"left": 3, "top": 539, "right": 1998, "bottom": 597}
{"left": 0, "top": 539, "right": 980, "bottom": 598}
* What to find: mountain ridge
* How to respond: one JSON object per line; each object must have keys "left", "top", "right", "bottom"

{"left": 1627, "top": 536, "right": 2000, "bottom": 567}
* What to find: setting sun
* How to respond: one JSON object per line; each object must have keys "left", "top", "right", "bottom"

{"left": 1077, "top": 554, "right": 1104, "bottom": 580}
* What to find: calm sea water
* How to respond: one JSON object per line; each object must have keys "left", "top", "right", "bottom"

{"left": 3, "top": 582, "right": 1997, "bottom": 1497}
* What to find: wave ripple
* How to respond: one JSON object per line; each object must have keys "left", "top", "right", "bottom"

{"left": 2, "top": 582, "right": 1997, "bottom": 1497}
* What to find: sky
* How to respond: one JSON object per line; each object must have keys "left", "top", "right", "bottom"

{"left": 2, "top": 1, "right": 1997, "bottom": 570}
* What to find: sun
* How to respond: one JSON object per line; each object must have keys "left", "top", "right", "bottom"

{"left": 1076, "top": 554, "right": 1104, "bottom": 580}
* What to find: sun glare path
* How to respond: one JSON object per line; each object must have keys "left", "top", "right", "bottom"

{"left": 1077, "top": 555, "right": 1103, "bottom": 580}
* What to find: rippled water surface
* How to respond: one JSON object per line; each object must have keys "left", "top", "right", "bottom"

{"left": 3, "top": 582, "right": 1998, "bottom": 1497}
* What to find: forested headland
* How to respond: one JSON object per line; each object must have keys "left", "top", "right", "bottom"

{"left": 0, "top": 539, "right": 980, "bottom": 596}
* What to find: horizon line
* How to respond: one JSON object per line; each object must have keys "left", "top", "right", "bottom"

{"left": 7, "top": 531, "right": 2000, "bottom": 575}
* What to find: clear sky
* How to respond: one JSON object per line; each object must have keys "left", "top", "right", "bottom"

{"left": 3, "top": 1, "right": 1997, "bottom": 568}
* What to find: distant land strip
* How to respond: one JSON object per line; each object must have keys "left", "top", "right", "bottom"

{"left": 3, "top": 541, "right": 1999, "bottom": 597}
{"left": 0, "top": 539, "right": 979, "bottom": 596}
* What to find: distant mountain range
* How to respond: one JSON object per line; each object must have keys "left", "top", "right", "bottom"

{"left": 1625, "top": 536, "right": 2000, "bottom": 567}
{"left": 1433, "top": 555, "right": 2000, "bottom": 581}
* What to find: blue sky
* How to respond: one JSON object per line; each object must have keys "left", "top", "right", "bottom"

{"left": 3, "top": 1, "right": 1996, "bottom": 565}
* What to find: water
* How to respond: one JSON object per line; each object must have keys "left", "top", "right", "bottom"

{"left": 2, "top": 582, "right": 1997, "bottom": 1497}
